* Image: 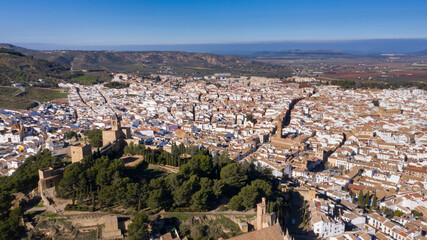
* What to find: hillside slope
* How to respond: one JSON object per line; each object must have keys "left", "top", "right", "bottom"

{"left": 0, "top": 48, "right": 70, "bottom": 87}
{"left": 28, "top": 50, "right": 279, "bottom": 75}
{"left": 0, "top": 44, "right": 286, "bottom": 77}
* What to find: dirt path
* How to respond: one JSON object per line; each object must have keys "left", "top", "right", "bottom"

{"left": 161, "top": 209, "right": 256, "bottom": 217}
{"left": 121, "top": 156, "right": 179, "bottom": 173}
{"left": 122, "top": 155, "right": 144, "bottom": 167}
{"left": 150, "top": 164, "right": 179, "bottom": 173}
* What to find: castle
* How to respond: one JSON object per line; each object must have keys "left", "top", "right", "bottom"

{"left": 70, "top": 115, "right": 134, "bottom": 163}
{"left": 102, "top": 115, "right": 132, "bottom": 147}
{"left": 38, "top": 167, "right": 62, "bottom": 206}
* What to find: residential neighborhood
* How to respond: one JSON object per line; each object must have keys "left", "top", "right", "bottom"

{"left": 1, "top": 73, "right": 426, "bottom": 239}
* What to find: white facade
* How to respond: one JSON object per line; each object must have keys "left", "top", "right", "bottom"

{"left": 312, "top": 217, "right": 345, "bottom": 238}
{"left": 0, "top": 133, "right": 22, "bottom": 143}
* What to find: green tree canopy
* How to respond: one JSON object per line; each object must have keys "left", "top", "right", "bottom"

{"left": 357, "top": 190, "right": 365, "bottom": 208}
{"left": 84, "top": 129, "right": 102, "bottom": 148}
{"left": 228, "top": 195, "right": 243, "bottom": 211}
{"left": 173, "top": 176, "right": 198, "bottom": 207}
{"left": 372, "top": 192, "right": 378, "bottom": 210}
{"left": 238, "top": 185, "right": 260, "bottom": 210}
{"left": 220, "top": 163, "right": 248, "bottom": 195}
{"left": 128, "top": 212, "right": 149, "bottom": 240}
{"left": 250, "top": 179, "right": 273, "bottom": 199}
{"left": 191, "top": 189, "right": 213, "bottom": 211}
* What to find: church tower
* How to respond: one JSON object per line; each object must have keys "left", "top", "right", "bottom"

{"left": 277, "top": 116, "right": 283, "bottom": 138}
{"left": 111, "top": 115, "right": 121, "bottom": 131}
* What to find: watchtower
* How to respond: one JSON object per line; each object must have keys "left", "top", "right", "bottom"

{"left": 256, "top": 197, "right": 277, "bottom": 230}
{"left": 70, "top": 143, "right": 92, "bottom": 163}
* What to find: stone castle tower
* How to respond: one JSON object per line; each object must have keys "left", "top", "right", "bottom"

{"left": 70, "top": 143, "right": 92, "bottom": 163}
{"left": 111, "top": 115, "right": 121, "bottom": 131}
{"left": 102, "top": 115, "right": 132, "bottom": 147}
{"left": 256, "top": 197, "right": 276, "bottom": 230}
{"left": 256, "top": 198, "right": 267, "bottom": 230}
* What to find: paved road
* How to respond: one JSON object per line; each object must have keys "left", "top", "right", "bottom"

{"left": 96, "top": 85, "right": 118, "bottom": 115}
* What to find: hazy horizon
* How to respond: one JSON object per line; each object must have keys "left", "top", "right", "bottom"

{"left": 6, "top": 38, "right": 427, "bottom": 55}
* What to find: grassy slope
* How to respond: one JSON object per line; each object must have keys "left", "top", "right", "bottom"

{"left": 71, "top": 75, "right": 97, "bottom": 84}
{"left": 0, "top": 86, "right": 67, "bottom": 110}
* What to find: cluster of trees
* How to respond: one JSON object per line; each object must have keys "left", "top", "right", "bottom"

{"left": 0, "top": 150, "right": 63, "bottom": 239}
{"left": 64, "top": 130, "right": 80, "bottom": 140}
{"left": 0, "top": 48, "right": 71, "bottom": 87}
{"left": 246, "top": 113, "right": 257, "bottom": 124}
{"left": 0, "top": 144, "right": 284, "bottom": 238}
{"left": 0, "top": 48, "right": 24, "bottom": 56}
{"left": 381, "top": 207, "right": 422, "bottom": 220}
{"left": 146, "top": 148, "right": 284, "bottom": 214}
{"left": 104, "top": 82, "right": 130, "bottom": 89}
{"left": 128, "top": 212, "right": 149, "bottom": 240}
{"left": 381, "top": 207, "right": 396, "bottom": 219}
{"left": 356, "top": 190, "right": 377, "bottom": 211}
{"left": 0, "top": 150, "right": 64, "bottom": 193}
{"left": 178, "top": 216, "right": 241, "bottom": 240}
{"left": 329, "top": 80, "right": 356, "bottom": 89}
{"left": 124, "top": 142, "right": 198, "bottom": 167}
{"left": 330, "top": 80, "right": 427, "bottom": 90}
{"left": 84, "top": 129, "right": 102, "bottom": 148}
{"left": 0, "top": 192, "right": 23, "bottom": 239}
{"left": 57, "top": 155, "right": 148, "bottom": 211}
{"left": 357, "top": 192, "right": 423, "bottom": 220}
{"left": 58, "top": 143, "right": 284, "bottom": 219}
{"left": 228, "top": 178, "right": 274, "bottom": 211}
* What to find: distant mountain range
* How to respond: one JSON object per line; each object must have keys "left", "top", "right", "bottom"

{"left": 414, "top": 49, "right": 427, "bottom": 55}
{"left": 26, "top": 49, "right": 268, "bottom": 73}
{"left": 0, "top": 43, "right": 286, "bottom": 81}
{"left": 1, "top": 42, "right": 426, "bottom": 87}
{"left": 11, "top": 39, "right": 427, "bottom": 54}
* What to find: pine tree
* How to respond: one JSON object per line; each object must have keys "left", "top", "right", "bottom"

{"left": 372, "top": 193, "right": 378, "bottom": 210}
{"left": 72, "top": 189, "right": 76, "bottom": 205}
{"left": 358, "top": 190, "right": 364, "bottom": 208}
{"left": 91, "top": 191, "right": 95, "bottom": 211}
{"left": 76, "top": 190, "right": 81, "bottom": 205}
{"left": 364, "top": 193, "right": 370, "bottom": 209}
{"left": 78, "top": 189, "right": 83, "bottom": 205}
{"left": 137, "top": 196, "right": 142, "bottom": 212}
{"left": 97, "top": 186, "right": 102, "bottom": 209}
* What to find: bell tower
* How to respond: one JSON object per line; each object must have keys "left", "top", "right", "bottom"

{"left": 111, "top": 115, "right": 121, "bottom": 131}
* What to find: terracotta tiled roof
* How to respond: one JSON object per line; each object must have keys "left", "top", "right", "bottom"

{"left": 225, "top": 224, "right": 283, "bottom": 240}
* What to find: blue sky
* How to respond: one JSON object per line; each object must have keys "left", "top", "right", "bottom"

{"left": 1, "top": 0, "right": 427, "bottom": 45}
